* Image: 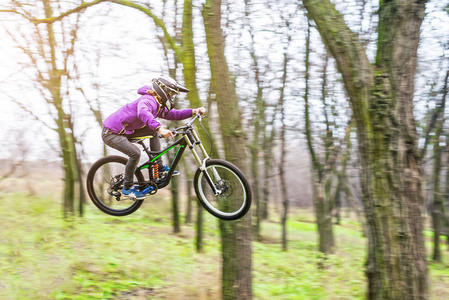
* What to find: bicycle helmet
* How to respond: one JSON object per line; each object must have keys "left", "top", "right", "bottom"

{"left": 152, "top": 75, "right": 189, "bottom": 110}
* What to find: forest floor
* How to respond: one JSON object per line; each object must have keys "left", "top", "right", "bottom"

{"left": 0, "top": 191, "right": 448, "bottom": 299}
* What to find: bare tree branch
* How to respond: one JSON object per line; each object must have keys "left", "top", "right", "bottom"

{"left": 1, "top": 0, "right": 106, "bottom": 23}
{"left": 3, "top": 0, "right": 181, "bottom": 58}
{"left": 0, "top": 9, "right": 30, "bottom": 20}
{"left": 4, "top": 93, "right": 57, "bottom": 131}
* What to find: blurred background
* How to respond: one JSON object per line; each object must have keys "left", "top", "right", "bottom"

{"left": 0, "top": 0, "right": 448, "bottom": 299}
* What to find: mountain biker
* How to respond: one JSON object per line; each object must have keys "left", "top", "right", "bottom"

{"left": 102, "top": 75, "right": 206, "bottom": 200}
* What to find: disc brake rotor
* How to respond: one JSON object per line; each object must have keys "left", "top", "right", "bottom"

{"left": 216, "top": 179, "right": 233, "bottom": 198}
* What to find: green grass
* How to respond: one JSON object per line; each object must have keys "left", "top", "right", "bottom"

{"left": 0, "top": 193, "right": 448, "bottom": 299}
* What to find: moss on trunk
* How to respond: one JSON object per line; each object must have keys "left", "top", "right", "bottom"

{"left": 303, "top": 0, "right": 429, "bottom": 298}
{"left": 203, "top": 0, "right": 252, "bottom": 298}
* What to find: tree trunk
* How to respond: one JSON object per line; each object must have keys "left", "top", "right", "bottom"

{"left": 245, "top": 0, "right": 264, "bottom": 241}
{"left": 251, "top": 140, "right": 262, "bottom": 240}
{"left": 280, "top": 160, "right": 288, "bottom": 251}
{"left": 314, "top": 180, "right": 335, "bottom": 253}
{"left": 303, "top": 0, "right": 429, "bottom": 298}
{"left": 180, "top": 0, "right": 218, "bottom": 157}
{"left": 171, "top": 176, "right": 181, "bottom": 233}
{"left": 431, "top": 70, "right": 449, "bottom": 261}
{"left": 303, "top": 19, "right": 335, "bottom": 255}
{"left": 196, "top": 201, "right": 204, "bottom": 253}
{"left": 339, "top": 122, "right": 367, "bottom": 236}
{"left": 42, "top": 0, "right": 77, "bottom": 218}
{"left": 444, "top": 133, "right": 449, "bottom": 251}
{"left": 203, "top": 0, "right": 252, "bottom": 298}
{"left": 261, "top": 128, "right": 274, "bottom": 220}
{"left": 279, "top": 31, "right": 290, "bottom": 251}
{"left": 343, "top": 178, "right": 367, "bottom": 237}
{"left": 431, "top": 132, "right": 443, "bottom": 263}
{"left": 432, "top": 197, "right": 442, "bottom": 262}
{"left": 71, "top": 130, "right": 85, "bottom": 218}
{"left": 250, "top": 79, "right": 263, "bottom": 241}
{"left": 335, "top": 190, "right": 341, "bottom": 225}
{"left": 185, "top": 171, "right": 193, "bottom": 224}
{"left": 60, "top": 129, "right": 76, "bottom": 217}
{"left": 185, "top": 185, "right": 193, "bottom": 225}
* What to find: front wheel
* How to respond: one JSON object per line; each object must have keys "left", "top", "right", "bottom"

{"left": 194, "top": 159, "right": 251, "bottom": 220}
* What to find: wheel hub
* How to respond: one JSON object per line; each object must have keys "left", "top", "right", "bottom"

{"left": 216, "top": 180, "right": 233, "bottom": 197}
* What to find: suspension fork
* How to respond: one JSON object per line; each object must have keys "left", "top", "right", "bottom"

{"left": 184, "top": 129, "right": 222, "bottom": 195}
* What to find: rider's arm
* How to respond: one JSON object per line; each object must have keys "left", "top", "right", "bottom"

{"left": 137, "top": 99, "right": 162, "bottom": 130}
{"left": 163, "top": 107, "right": 206, "bottom": 120}
{"left": 163, "top": 108, "right": 194, "bottom": 120}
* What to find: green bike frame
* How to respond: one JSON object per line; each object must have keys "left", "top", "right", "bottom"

{"left": 136, "top": 125, "right": 222, "bottom": 195}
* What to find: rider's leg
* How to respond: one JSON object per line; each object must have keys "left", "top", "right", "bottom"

{"left": 149, "top": 134, "right": 163, "bottom": 166}
{"left": 102, "top": 132, "right": 141, "bottom": 190}
{"left": 128, "top": 126, "right": 179, "bottom": 176}
{"left": 129, "top": 126, "right": 163, "bottom": 166}
{"left": 150, "top": 135, "right": 180, "bottom": 176}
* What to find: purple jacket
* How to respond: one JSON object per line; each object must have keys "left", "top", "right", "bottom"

{"left": 103, "top": 85, "right": 193, "bottom": 134}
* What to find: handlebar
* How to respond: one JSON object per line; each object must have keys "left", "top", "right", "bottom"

{"left": 156, "top": 114, "right": 207, "bottom": 139}
{"left": 171, "top": 113, "right": 206, "bottom": 137}
{"left": 186, "top": 113, "right": 205, "bottom": 127}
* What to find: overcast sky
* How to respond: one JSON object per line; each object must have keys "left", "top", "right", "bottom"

{"left": 0, "top": 0, "right": 448, "bottom": 163}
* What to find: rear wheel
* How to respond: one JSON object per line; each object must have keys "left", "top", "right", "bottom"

{"left": 86, "top": 155, "right": 145, "bottom": 216}
{"left": 194, "top": 159, "right": 251, "bottom": 220}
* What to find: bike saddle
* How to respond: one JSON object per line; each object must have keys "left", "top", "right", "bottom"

{"left": 127, "top": 135, "right": 153, "bottom": 143}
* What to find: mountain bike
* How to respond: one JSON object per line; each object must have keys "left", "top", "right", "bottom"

{"left": 86, "top": 114, "right": 251, "bottom": 221}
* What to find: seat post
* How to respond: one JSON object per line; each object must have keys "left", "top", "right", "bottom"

{"left": 138, "top": 140, "right": 151, "bottom": 156}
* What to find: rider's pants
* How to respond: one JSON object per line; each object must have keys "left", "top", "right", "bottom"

{"left": 102, "top": 127, "right": 161, "bottom": 190}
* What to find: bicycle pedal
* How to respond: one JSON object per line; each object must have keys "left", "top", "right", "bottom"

{"left": 122, "top": 194, "right": 145, "bottom": 201}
